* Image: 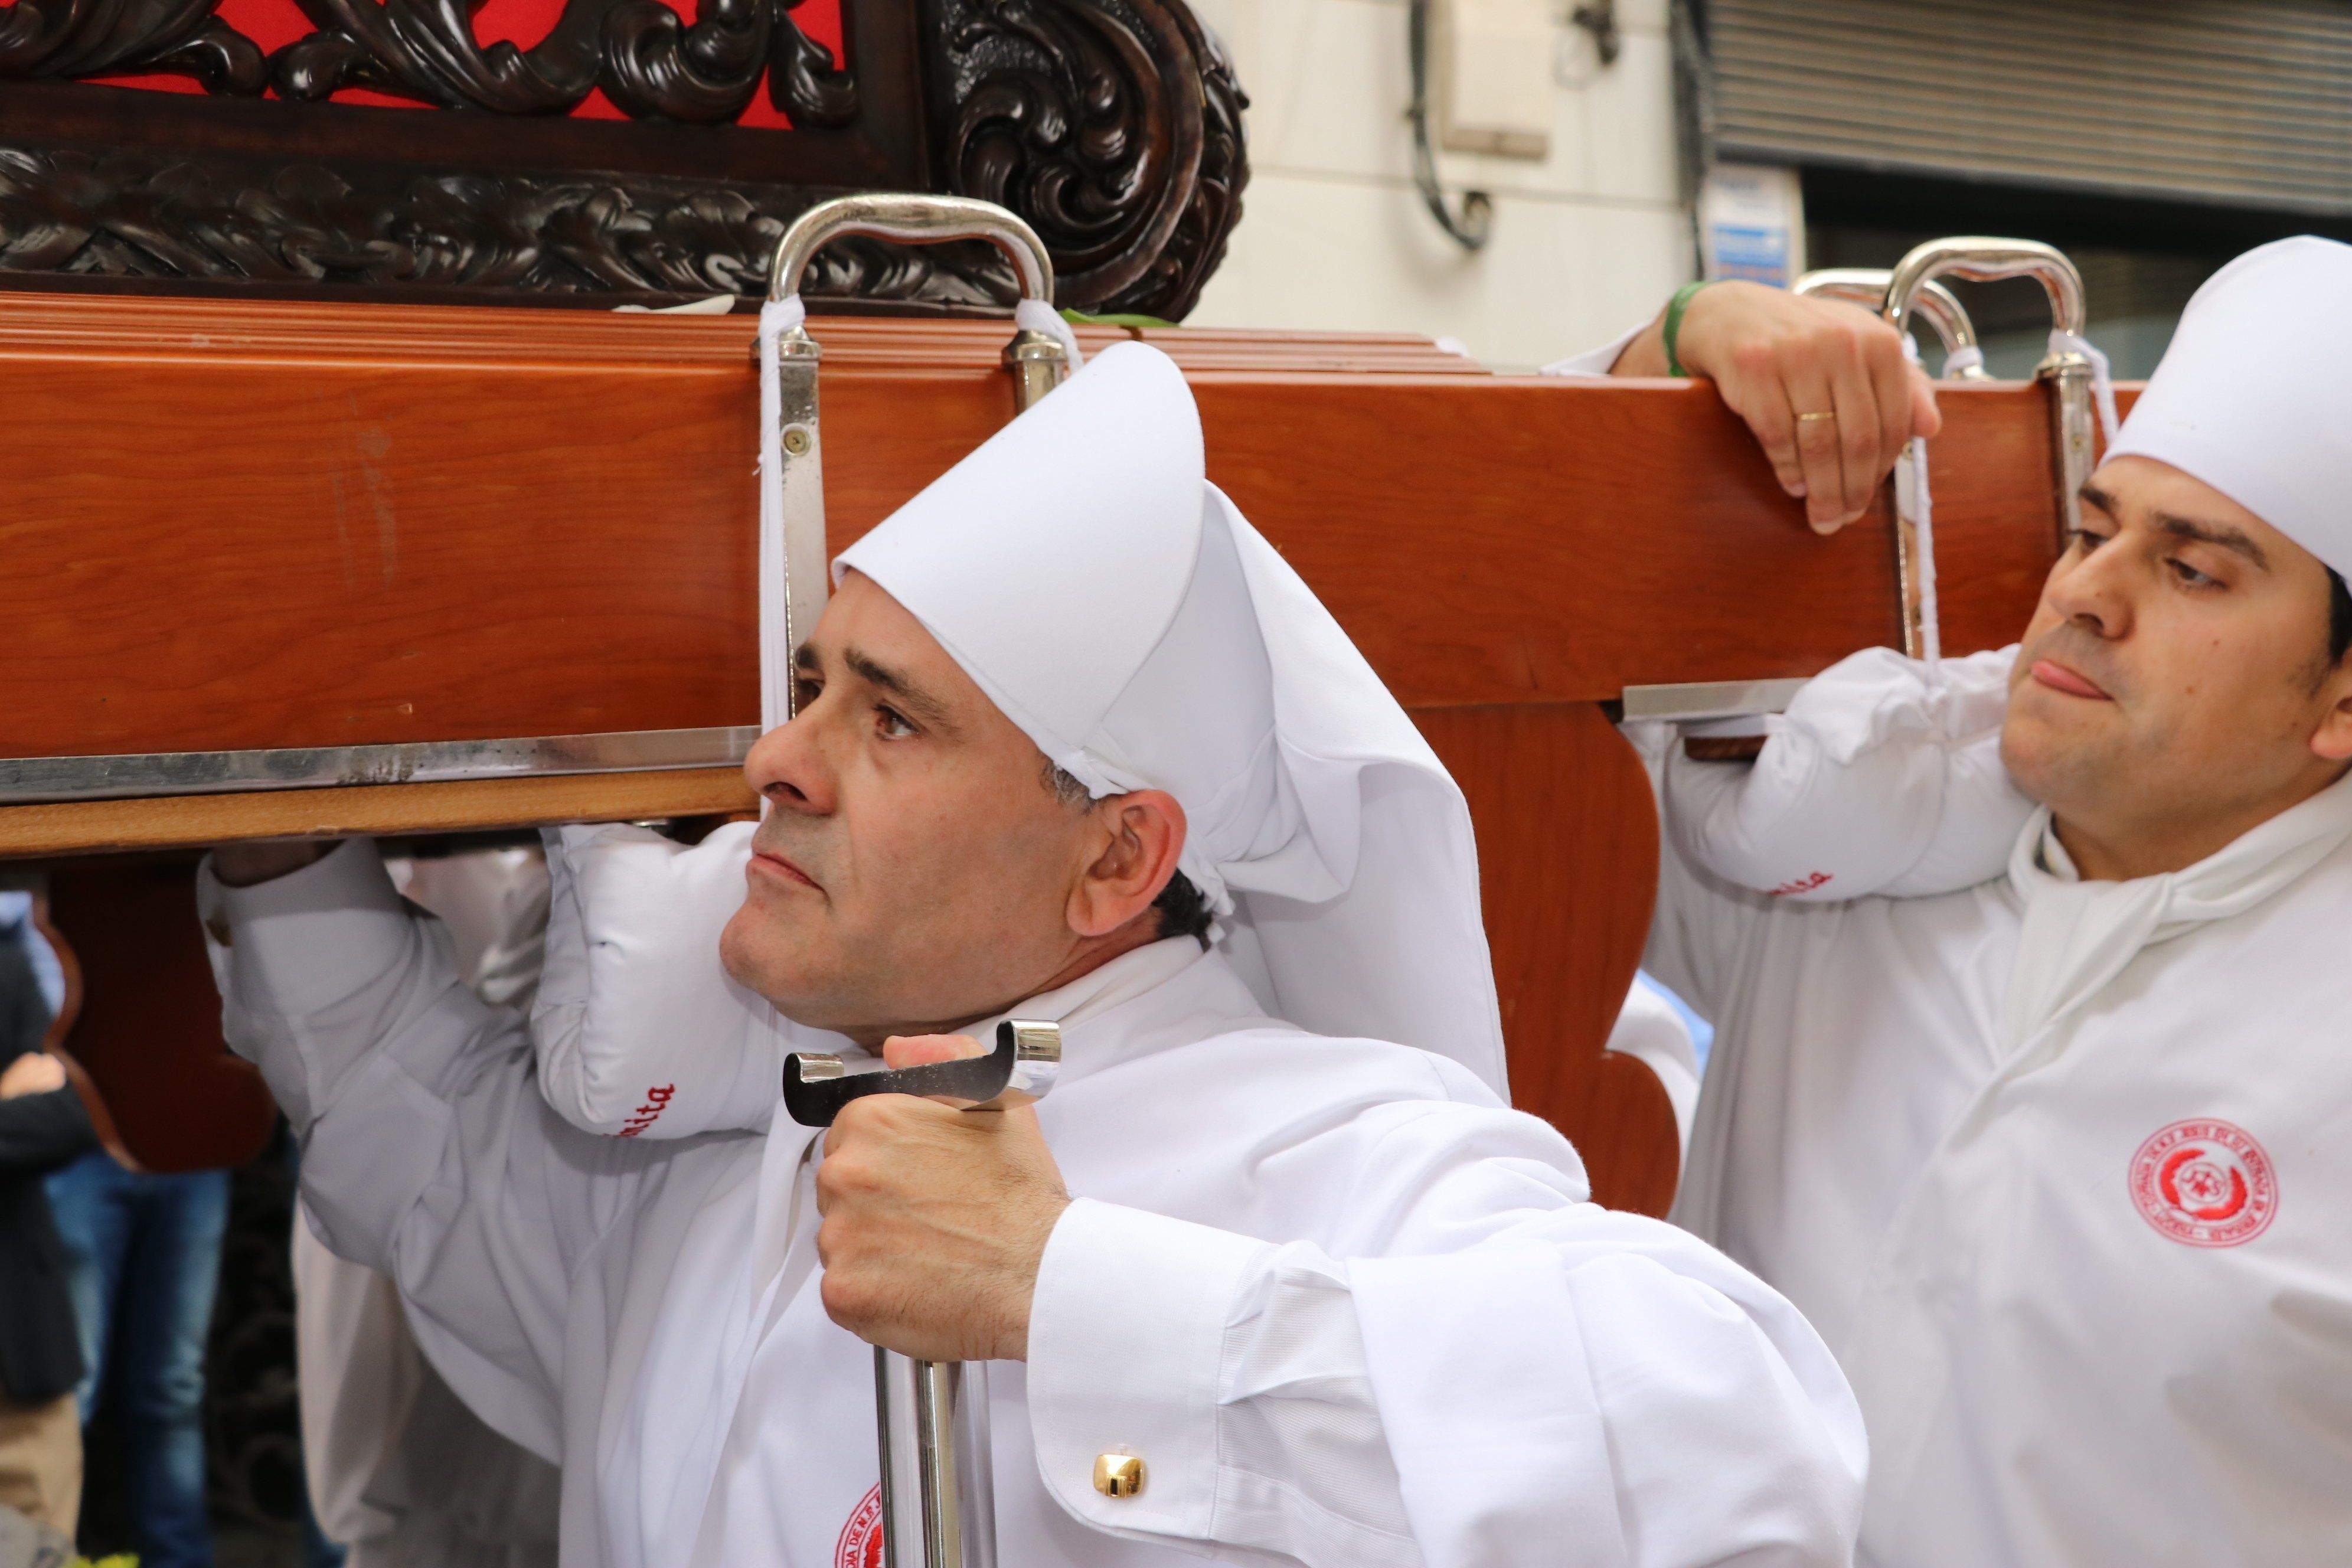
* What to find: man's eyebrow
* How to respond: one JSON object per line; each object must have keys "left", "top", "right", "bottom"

{"left": 2154, "top": 512, "right": 2271, "bottom": 570}
{"left": 842, "top": 646, "right": 957, "bottom": 729}
{"left": 2076, "top": 484, "right": 2272, "bottom": 571}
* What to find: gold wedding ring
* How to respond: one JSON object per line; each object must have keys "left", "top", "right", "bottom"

{"left": 1796, "top": 410, "right": 1836, "bottom": 423}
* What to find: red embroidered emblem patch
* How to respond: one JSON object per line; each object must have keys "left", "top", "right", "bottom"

{"left": 835, "top": 1484, "right": 884, "bottom": 1568}
{"left": 2130, "top": 1119, "right": 2278, "bottom": 1247}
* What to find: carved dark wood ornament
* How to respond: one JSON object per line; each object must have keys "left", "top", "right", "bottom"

{"left": 0, "top": 0, "right": 1245, "bottom": 316}
{"left": 262, "top": 0, "right": 857, "bottom": 122}
{"left": 0, "top": 146, "right": 1027, "bottom": 297}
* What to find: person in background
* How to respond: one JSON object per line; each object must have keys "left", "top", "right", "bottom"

{"left": 0, "top": 891, "right": 96, "bottom": 1541}
{"left": 45, "top": 1014, "right": 231, "bottom": 1567}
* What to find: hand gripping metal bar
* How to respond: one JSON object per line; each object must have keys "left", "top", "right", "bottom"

{"left": 1615, "top": 260, "right": 2005, "bottom": 720}
{"left": 780, "top": 1021, "right": 1064, "bottom": 1568}
{"left": 1794, "top": 262, "right": 1988, "bottom": 661}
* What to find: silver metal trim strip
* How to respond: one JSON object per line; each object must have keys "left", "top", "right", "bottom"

{"left": 1619, "top": 678, "right": 1809, "bottom": 722}
{"left": 0, "top": 727, "right": 759, "bottom": 805}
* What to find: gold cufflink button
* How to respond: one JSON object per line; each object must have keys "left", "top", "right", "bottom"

{"left": 1093, "top": 1452, "right": 1146, "bottom": 1498}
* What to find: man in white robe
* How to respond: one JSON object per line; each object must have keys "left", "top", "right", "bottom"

{"left": 1643, "top": 237, "right": 2352, "bottom": 1565}
{"left": 201, "top": 340, "right": 1868, "bottom": 1567}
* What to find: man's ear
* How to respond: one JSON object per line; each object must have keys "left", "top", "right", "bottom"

{"left": 2313, "top": 671, "right": 2352, "bottom": 764}
{"left": 1066, "top": 790, "right": 1188, "bottom": 940}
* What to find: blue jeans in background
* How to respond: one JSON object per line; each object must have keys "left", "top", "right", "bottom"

{"left": 45, "top": 1151, "right": 230, "bottom": 1568}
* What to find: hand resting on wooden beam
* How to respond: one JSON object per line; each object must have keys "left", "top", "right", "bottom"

{"left": 1610, "top": 279, "right": 1942, "bottom": 534}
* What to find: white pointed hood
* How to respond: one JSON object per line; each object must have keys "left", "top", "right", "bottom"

{"left": 2105, "top": 236, "right": 2352, "bottom": 579}
{"left": 835, "top": 342, "right": 1508, "bottom": 1093}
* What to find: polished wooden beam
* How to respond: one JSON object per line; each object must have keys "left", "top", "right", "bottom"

{"left": 1, "top": 292, "right": 2104, "bottom": 785}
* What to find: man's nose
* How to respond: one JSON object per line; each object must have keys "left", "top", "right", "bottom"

{"left": 2047, "top": 545, "right": 2135, "bottom": 639}
{"left": 743, "top": 714, "right": 835, "bottom": 814}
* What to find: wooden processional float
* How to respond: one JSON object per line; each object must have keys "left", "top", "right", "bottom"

{"left": 0, "top": 210, "right": 2121, "bottom": 1215}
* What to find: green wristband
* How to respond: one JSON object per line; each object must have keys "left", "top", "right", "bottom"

{"left": 1661, "top": 278, "right": 1714, "bottom": 378}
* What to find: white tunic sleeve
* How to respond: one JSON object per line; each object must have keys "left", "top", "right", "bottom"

{"left": 1027, "top": 1102, "right": 1865, "bottom": 1568}
{"left": 1537, "top": 322, "right": 1651, "bottom": 378}
{"left": 1625, "top": 722, "right": 1783, "bottom": 1024}
{"left": 200, "top": 838, "right": 643, "bottom": 1459}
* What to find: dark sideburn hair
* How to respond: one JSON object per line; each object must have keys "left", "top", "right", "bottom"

{"left": 1150, "top": 868, "right": 1216, "bottom": 947}
{"left": 1042, "top": 759, "right": 1215, "bottom": 946}
{"left": 2331, "top": 569, "right": 2352, "bottom": 664}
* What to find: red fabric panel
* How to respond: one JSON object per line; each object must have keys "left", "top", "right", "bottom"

{"left": 74, "top": 0, "right": 843, "bottom": 128}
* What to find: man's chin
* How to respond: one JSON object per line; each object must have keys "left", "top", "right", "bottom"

{"left": 717, "top": 908, "right": 886, "bottom": 1037}
{"left": 2000, "top": 704, "right": 2112, "bottom": 811}
{"left": 718, "top": 905, "right": 818, "bottom": 1005}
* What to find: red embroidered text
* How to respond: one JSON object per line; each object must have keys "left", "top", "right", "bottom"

{"left": 835, "top": 1483, "right": 883, "bottom": 1568}
{"left": 617, "top": 1083, "right": 677, "bottom": 1139}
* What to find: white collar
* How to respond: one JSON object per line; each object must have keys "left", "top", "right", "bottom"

{"left": 1997, "top": 768, "right": 2352, "bottom": 1056}
{"left": 991, "top": 936, "right": 1208, "bottom": 1031}
{"left": 962, "top": 937, "right": 1237, "bottom": 1091}
{"left": 2013, "top": 766, "right": 2352, "bottom": 919}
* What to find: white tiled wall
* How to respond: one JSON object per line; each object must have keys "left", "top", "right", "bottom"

{"left": 1187, "top": 0, "right": 1693, "bottom": 369}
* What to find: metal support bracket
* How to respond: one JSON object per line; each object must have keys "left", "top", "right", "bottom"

{"left": 1619, "top": 678, "right": 1809, "bottom": 724}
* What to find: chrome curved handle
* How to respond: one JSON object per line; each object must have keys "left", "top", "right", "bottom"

{"left": 766, "top": 194, "right": 1070, "bottom": 410}
{"left": 767, "top": 193, "right": 1057, "bottom": 306}
{"left": 1881, "top": 236, "right": 2085, "bottom": 341}
{"left": 756, "top": 197, "right": 1074, "bottom": 740}
{"left": 1883, "top": 235, "right": 2098, "bottom": 553}
{"left": 1793, "top": 268, "right": 1985, "bottom": 379}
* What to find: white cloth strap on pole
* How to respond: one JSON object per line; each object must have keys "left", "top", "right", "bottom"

{"left": 1014, "top": 298, "right": 1085, "bottom": 370}
{"left": 1893, "top": 336, "right": 1942, "bottom": 668}
{"left": 1939, "top": 345, "right": 1985, "bottom": 379}
{"left": 757, "top": 295, "right": 808, "bottom": 734}
{"left": 2048, "top": 328, "right": 2119, "bottom": 443}
{"left": 1902, "top": 433, "right": 1941, "bottom": 667}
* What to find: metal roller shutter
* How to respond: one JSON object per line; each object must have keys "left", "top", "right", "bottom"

{"left": 1704, "top": 0, "right": 2352, "bottom": 218}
